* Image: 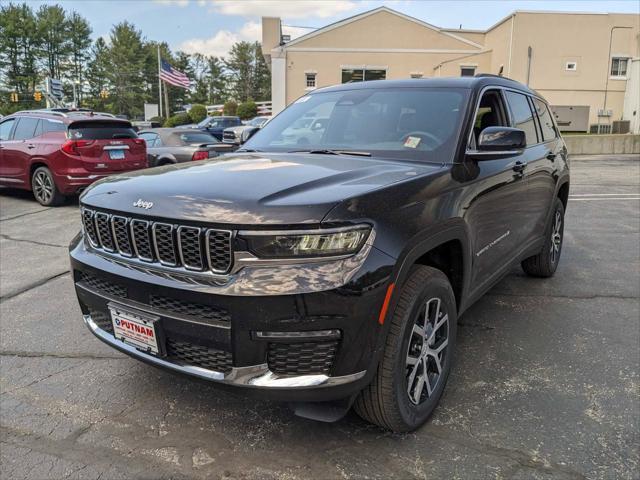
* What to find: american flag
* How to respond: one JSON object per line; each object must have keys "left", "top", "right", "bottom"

{"left": 159, "top": 60, "right": 191, "bottom": 89}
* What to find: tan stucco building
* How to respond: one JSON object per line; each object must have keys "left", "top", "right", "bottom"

{"left": 262, "top": 7, "right": 640, "bottom": 133}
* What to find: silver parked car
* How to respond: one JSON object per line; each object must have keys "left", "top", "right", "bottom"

{"left": 138, "top": 128, "right": 237, "bottom": 167}
{"left": 222, "top": 116, "right": 270, "bottom": 145}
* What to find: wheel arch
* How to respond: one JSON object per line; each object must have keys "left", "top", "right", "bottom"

{"left": 28, "top": 160, "right": 52, "bottom": 191}
{"left": 390, "top": 222, "right": 472, "bottom": 313}
{"left": 557, "top": 180, "right": 570, "bottom": 210}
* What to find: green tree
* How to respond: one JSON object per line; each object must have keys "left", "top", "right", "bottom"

{"left": 66, "top": 11, "right": 92, "bottom": 104}
{"left": 225, "top": 41, "right": 271, "bottom": 102}
{"left": 223, "top": 100, "right": 237, "bottom": 116}
{"left": 207, "top": 56, "right": 227, "bottom": 104}
{"left": 189, "top": 104, "right": 207, "bottom": 123}
{"left": 37, "top": 4, "right": 69, "bottom": 79}
{"left": 107, "top": 21, "right": 147, "bottom": 117}
{"left": 237, "top": 100, "right": 257, "bottom": 120}
{"left": 85, "top": 37, "right": 110, "bottom": 111}
{"left": 0, "top": 2, "right": 41, "bottom": 106}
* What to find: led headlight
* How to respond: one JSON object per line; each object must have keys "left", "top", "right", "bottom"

{"left": 241, "top": 226, "right": 371, "bottom": 259}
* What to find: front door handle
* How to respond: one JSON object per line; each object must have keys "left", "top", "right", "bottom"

{"left": 546, "top": 152, "right": 557, "bottom": 161}
{"left": 27, "top": 144, "right": 36, "bottom": 149}
{"left": 512, "top": 161, "right": 527, "bottom": 173}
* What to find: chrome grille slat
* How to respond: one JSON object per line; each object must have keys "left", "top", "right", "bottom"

{"left": 131, "top": 219, "right": 154, "bottom": 262}
{"left": 152, "top": 223, "right": 177, "bottom": 266}
{"left": 81, "top": 208, "right": 232, "bottom": 274}
{"left": 111, "top": 216, "right": 133, "bottom": 257}
{"left": 95, "top": 212, "right": 115, "bottom": 252}
{"left": 177, "top": 226, "right": 203, "bottom": 271}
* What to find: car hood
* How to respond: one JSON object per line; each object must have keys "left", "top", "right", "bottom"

{"left": 81, "top": 152, "right": 443, "bottom": 226}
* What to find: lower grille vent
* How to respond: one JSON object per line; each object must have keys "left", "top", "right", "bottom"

{"left": 267, "top": 341, "right": 339, "bottom": 375}
{"left": 80, "top": 272, "right": 127, "bottom": 298}
{"left": 166, "top": 339, "right": 233, "bottom": 373}
{"left": 150, "top": 295, "right": 230, "bottom": 324}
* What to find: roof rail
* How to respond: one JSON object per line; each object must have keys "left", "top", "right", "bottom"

{"left": 474, "top": 73, "right": 518, "bottom": 82}
{"left": 14, "top": 109, "right": 68, "bottom": 118}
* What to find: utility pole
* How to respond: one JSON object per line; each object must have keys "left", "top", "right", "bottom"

{"left": 157, "top": 45, "right": 163, "bottom": 118}
{"left": 600, "top": 26, "right": 632, "bottom": 133}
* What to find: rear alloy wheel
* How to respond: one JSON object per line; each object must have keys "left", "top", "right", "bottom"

{"left": 521, "top": 198, "right": 565, "bottom": 277}
{"left": 32, "top": 166, "right": 65, "bottom": 206}
{"left": 354, "top": 266, "right": 457, "bottom": 432}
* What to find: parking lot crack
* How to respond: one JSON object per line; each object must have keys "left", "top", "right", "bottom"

{"left": 0, "top": 271, "right": 70, "bottom": 303}
{"left": 0, "top": 208, "right": 50, "bottom": 222}
{"left": 0, "top": 233, "right": 67, "bottom": 248}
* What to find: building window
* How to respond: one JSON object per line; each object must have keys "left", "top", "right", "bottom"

{"left": 341, "top": 68, "right": 387, "bottom": 83}
{"left": 305, "top": 73, "right": 316, "bottom": 89}
{"left": 410, "top": 72, "right": 423, "bottom": 79}
{"left": 460, "top": 66, "right": 476, "bottom": 77}
{"left": 611, "top": 57, "right": 628, "bottom": 77}
{"left": 565, "top": 62, "right": 577, "bottom": 71}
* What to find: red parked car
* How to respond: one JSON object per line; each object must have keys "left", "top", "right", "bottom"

{"left": 0, "top": 109, "right": 147, "bottom": 206}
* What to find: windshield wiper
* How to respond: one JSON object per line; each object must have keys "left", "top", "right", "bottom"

{"left": 289, "top": 148, "right": 371, "bottom": 157}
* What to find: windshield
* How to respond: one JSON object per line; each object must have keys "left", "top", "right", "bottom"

{"left": 197, "top": 117, "right": 216, "bottom": 128}
{"left": 244, "top": 87, "right": 469, "bottom": 161}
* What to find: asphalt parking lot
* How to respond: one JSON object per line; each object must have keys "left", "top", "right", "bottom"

{"left": 0, "top": 154, "right": 638, "bottom": 480}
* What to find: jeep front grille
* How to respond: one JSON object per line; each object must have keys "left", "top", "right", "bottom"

{"left": 81, "top": 208, "right": 233, "bottom": 274}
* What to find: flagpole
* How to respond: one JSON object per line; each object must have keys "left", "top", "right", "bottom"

{"left": 164, "top": 80, "right": 170, "bottom": 119}
{"left": 157, "top": 45, "right": 163, "bottom": 118}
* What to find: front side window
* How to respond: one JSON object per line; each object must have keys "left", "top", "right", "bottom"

{"left": 460, "top": 66, "right": 476, "bottom": 77}
{"left": 469, "top": 90, "right": 508, "bottom": 149}
{"left": 305, "top": 73, "right": 316, "bottom": 88}
{"left": 531, "top": 98, "right": 557, "bottom": 141}
{"left": 341, "top": 68, "right": 387, "bottom": 83}
{"left": 244, "top": 87, "right": 468, "bottom": 162}
{"left": 0, "top": 119, "right": 15, "bottom": 141}
{"left": 505, "top": 91, "right": 538, "bottom": 146}
{"left": 12, "top": 117, "right": 39, "bottom": 140}
{"left": 611, "top": 57, "right": 628, "bottom": 77}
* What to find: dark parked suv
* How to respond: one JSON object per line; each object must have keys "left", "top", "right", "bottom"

{"left": 0, "top": 109, "right": 147, "bottom": 206}
{"left": 70, "top": 76, "right": 569, "bottom": 432}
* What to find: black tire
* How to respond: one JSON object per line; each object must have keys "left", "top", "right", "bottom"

{"left": 521, "top": 198, "right": 565, "bottom": 278}
{"left": 31, "top": 166, "right": 65, "bottom": 206}
{"left": 354, "top": 266, "right": 457, "bottom": 432}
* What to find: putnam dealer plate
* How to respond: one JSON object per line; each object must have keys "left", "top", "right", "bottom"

{"left": 108, "top": 303, "right": 160, "bottom": 354}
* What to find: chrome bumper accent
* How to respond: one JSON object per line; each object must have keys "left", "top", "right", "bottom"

{"left": 84, "top": 314, "right": 365, "bottom": 388}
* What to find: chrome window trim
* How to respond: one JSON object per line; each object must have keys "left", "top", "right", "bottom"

{"left": 152, "top": 222, "right": 178, "bottom": 267}
{"left": 94, "top": 212, "right": 115, "bottom": 252}
{"left": 110, "top": 215, "right": 133, "bottom": 257}
{"left": 177, "top": 225, "right": 204, "bottom": 271}
{"left": 205, "top": 229, "right": 233, "bottom": 274}
{"left": 130, "top": 219, "right": 154, "bottom": 262}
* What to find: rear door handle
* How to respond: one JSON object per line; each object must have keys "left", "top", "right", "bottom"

{"left": 546, "top": 152, "right": 557, "bottom": 161}
{"left": 27, "top": 144, "right": 36, "bottom": 149}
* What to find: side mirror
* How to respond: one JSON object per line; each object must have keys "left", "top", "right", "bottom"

{"left": 240, "top": 126, "right": 260, "bottom": 144}
{"left": 478, "top": 126, "right": 526, "bottom": 151}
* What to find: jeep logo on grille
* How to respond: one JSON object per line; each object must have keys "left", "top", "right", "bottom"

{"left": 133, "top": 199, "right": 153, "bottom": 210}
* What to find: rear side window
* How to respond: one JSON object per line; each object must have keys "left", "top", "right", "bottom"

{"left": 1, "top": 119, "right": 16, "bottom": 140}
{"left": 12, "top": 117, "right": 39, "bottom": 140}
{"left": 531, "top": 98, "right": 557, "bottom": 141}
{"left": 68, "top": 121, "right": 137, "bottom": 140}
{"left": 505, "top": 91, "right": 538, "bottom": 146}
{"left": 43, "top": 119, "right": 66, "bottom": 134}
{"left": 178, "top": 132, "right": 216, "bottom": 144}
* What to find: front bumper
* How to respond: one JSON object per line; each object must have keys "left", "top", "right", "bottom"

{"left": 70, "top": 234, "right": 395, "bottom": 402}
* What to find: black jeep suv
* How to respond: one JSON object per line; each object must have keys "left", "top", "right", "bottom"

{"left": 70, "top": 76, "right": 569, "bottom": 432}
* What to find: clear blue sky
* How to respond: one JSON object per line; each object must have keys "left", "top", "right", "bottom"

{"left": 24, "top": 0, "right": 640, "bottom": 58}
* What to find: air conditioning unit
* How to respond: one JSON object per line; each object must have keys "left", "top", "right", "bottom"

{"left": 612, "top": 120, "right": 630, "bottom": 134}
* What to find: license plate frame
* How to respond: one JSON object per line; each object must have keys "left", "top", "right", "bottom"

{"left": 108, "top": 303, "right": 162, "bottom": 355}
{"left": 108, "top": 149, "right": 126, "bottom": 160}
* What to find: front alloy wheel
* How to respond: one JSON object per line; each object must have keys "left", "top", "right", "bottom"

{"left": 406, "top": 297, "right": 449, "bottom": 405}
{"left": 354, "top": 266, "right": 457, "bottom": 432}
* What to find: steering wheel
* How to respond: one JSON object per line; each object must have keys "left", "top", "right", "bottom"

{"left": 400, "top": 131, "right": 441, "bottom": 149}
